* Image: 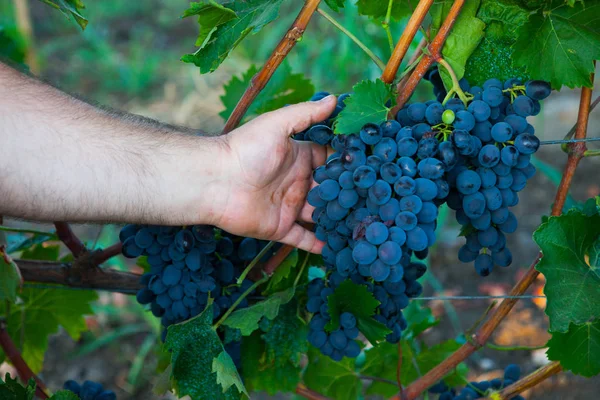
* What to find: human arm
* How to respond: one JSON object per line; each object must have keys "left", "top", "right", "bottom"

{"left": 0, "top": 62, "right": 336, "bottom": 252}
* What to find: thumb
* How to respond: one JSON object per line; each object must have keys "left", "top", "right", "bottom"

{"left": 257, "top": 95, "right": 337, "bottom": 136}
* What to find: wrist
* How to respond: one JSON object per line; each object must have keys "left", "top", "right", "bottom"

{"left": 152, "top": 133, "right": 230, "bottom": 227}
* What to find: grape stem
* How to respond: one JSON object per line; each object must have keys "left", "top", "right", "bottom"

{"left": 317, "top": 8, "right": 386, "bottom": 71}
{"left": 383, "top": 0, "right": 395, "bottom": 53}
{"left": 392, "top": 77, "right": 595, "bottom": 400}
{"left": 392, "top": 0, "right": 466, "bottom": 112}
{"left": 293, "top": 252, "right": 311, "bottom": 288}
{"left": 236, "top": 241, "right": 275, "bottom": 284}
{"left": 222, "top": 0, "right": 322, "bottom": 133}
{"left": 437, "top": 58, "right": 469, "bottom": 106}
{"left": 381, "top": 0, "right": 434, "bottom": 84}
{"left": 0, "top": 225, "right": 56, "bottom": 237}
{"left": 213, "top": 273, "right": 269, "bottom": 330}
{"left": 54, "top": 222, "right": 86, "bottom": 257}
{"left": 482, "top": 361, "right": 562, "bottom": 400}
{"left": 0, "top": 320, "right": 49, "bottom": 399}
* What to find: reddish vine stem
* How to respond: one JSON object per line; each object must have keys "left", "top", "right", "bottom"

{"left": 54, "top": 222, "right": 86, "bottom": 257}
{"left": 222, "top": 0, "right": 322, "bottom": 133}
{"left": 264, "top": 244, "right": 295, "bottom": 275}
{"left": 380, "top": 0, "right": 434, "bottom": 84}
{"left": 396, "top": 36, "right": 427, "bottom": 93}
{"left": 0, "top": 321, "right": 49, "bottom": 399}
{"left": 89, "top": 242, "right": 123, "bottom": 265}
{"left": 295, "top": 384, "right": 332, "bottom": 400}
{"left": 392, "top": 0, "right": 465, "bottom": 113}
{"left": 17, "top": 259, "right": 142, "bottom": 294}
{"left": 483, "top": 361, "right": 562, "bottom": 400}
{"left": 395, "top": 83, "right": 594, "bottom": 400}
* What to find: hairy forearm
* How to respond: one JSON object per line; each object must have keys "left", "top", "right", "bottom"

{"left": 0, "top": 63, "right": 225, "bottom": 225}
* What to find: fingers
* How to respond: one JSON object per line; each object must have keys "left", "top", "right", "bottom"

{"left": 311, "top": 142, "right": 328, "bottom": 170}
{"left": 279, "top": 223, "right": 324, "bottom": 254}
{"left": 260, "top": 95, "right": 337, "bottom": 137}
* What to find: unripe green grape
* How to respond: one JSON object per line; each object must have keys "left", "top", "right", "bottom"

{"left": 442, "top": 109, "right": 456, "bottom": 124}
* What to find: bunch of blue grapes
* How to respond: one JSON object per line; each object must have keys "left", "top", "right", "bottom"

{"left": 293, "top": 91, "right": 351, "bottom": 144}
{"left": 429, "top": 364, "right": 524, "bottom": 400}
{"left": 63, "top": 380, "right": 116, "bottom": 400}
{"left": 306, "top": 278, "right": 362, "bottom": 361}
{"left": 414, "top": 74, "right": 550, "bottom": 275}
{"left": 119, "top": 224, "right": 275, "bottom": 341}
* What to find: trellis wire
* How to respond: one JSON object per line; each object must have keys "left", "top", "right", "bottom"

{"left": 539, "top": 137, "right": 600, "bottom": 145}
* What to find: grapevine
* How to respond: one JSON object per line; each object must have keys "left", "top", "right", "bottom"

{"left": 1, "top": 1, "right": 599, "bottom": 400}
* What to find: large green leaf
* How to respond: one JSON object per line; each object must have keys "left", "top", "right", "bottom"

{"left": 219, "top": 62, "right": 314, "bottom": 121}
{"left": 221, "top": 287, "right": 295, "bottom": 336}
{"left": 39, "top": 0, "right": 88, "bottom": 30}
{"left": 361, "top": 340, "right": 468, "bottom": 397}
{"left": 547, "top": 320, "right": 600, "bottom": 377}
{"left": 534, "top": 207, "right": 600, "bottom": 332}
{"left": 182, "top": 0, "right": 285, "bottom": 73}
{"left": 513, "top": 0, "right": 600, "bottom": 88}
{"left": 402, "top": 301, "right": 439, "bottom": 339}
{"left": 431, "top": 0, "right": 486, "bottom": 90}
{"left": 241, "top": 301, "right": 307, "bottom": 394}
{"left": 356, "top": 0, "right": 414, "bottom": 20}
{"left": 325, "top": 280, "right": 391, "bottom": 344}
{"left": 334, "top": 79, "right": 395, "bottom": 135}
{"left": 0, "top": 255, "right": 20, "bottom": 303}
{"left": 165, "top": 302, "right": 246, "bottom": 399}
{"left": 324, "top": 0, "right": 345, "bottom": 12}
{"left": 303, "top": 347, "right": 362, "bottom": 399}
{"left": 182, "top": 1, "right": 238, "bottom": 47}
{"left": 0, "top": 287, "right": 97, "bottom": 373}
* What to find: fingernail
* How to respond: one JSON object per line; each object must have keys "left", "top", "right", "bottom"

{"left": 316, "top": 94, "right": 336, "bottom": 103}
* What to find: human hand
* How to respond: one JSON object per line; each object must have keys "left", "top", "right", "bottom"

{"left": 213, "top": 95, "right": 337, "bottom": 253}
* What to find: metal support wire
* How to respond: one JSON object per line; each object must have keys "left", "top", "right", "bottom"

{"left": 540, "top": 137, "right": 600, "bottom": 146}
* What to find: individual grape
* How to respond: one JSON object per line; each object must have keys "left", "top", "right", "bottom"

{"left": 463, "top": 192, "right": 487, "bottom": 219}
{"left": 330, "top": 329, "right": 348, "bottom": 350}
{"left": 326, "top": 158, "right": 344, "bottom": 179}
{"left": 380, "top": 120, "right": 401, "bottom": 137}
{"left": 504, "top": 364, "right": 521, "bottom": 381}
{"left": 373, "top": 138, "right": 398, "bottom": 162}
{"left": 505, "top": 114, "right": 527, "bottom": 134}
{"left": 408, "top": 102, "right": 427, "bottom": 122}
{"left": 397, "top": 137, "right": 418, "bottom": 157}
{"left": 493, "top": 248, "right": 513, "bottom": 267}
{"left": 400, "top": 195, "right": 423, "bottom": 214}
{"left": 498, "top": 211, "right": 518, "bottom": 233}
{"left": 378, "top": 241, "right": 402, "bottom": 265}
{"left": 368, "top": 180, "right": 392, "bottom": 205}
{"left": 417, "top": 202, "right": 438, "bottom": 223}
{"left": 474, "top": 253, "right": 493, "bottom": 276}
{"left": 360, "top": 123, "right": 383, "bottom": 145}
{"left": 415, "top": 178, "right": 438, "bottom": 201}
{"left": 473, "top": 120, "right": 492, "bottom": 142}
{"left": 501, "top": 145, "right": 519, "bottom": 167}
{"left": 379, "top": 198, "right": 400, "bottom": 221}
{"left": 478, "top": 144, "right": 501, "bottom": 168}
{"left": 394, "top": 176, "right": 416, "bottom": 196}
{"left": 456, "top": 170, "right": 482, "bottom": 195}
{"left": 308, "top": 330, "right": 327, "bottom": 348}
{"left": 366, "top": 222, "right": 389, "bottom": 245}
{"left": 338, "top": 170, "right": 355, "bottom": 189}
{"left": 445, "top": 98, "right": 465, "bottom": 112}
{"left": 525, "top": 80, "right": 551, "bottom": 100}
{"left": 478, "top": 226, "right": 499, "bottom": 247}
{"left": 396, "top": 157, "right": 417, "bottom": 177}
{"left": 395, "top": 126, "right": 413, "bottom": 140}
{"left": 307, "top": 125, "right": 334, "bottom": 145}
{"left": 395, "top": 211, "right": 418, "bottom": 231}
{"left": 340, "top": 147, "right": 367, "bottom": 171}
{"left": 412, "top": 123, "right": 432, "bottom": 140}
{"left": 483, "top": 78, "right": 503, "bottom": 90}
{"left": 514, "top": 133, "right": 540, "bottom": 154}
{"left": 380, "top": 162, "right": 403, "bottom": 184}
{"left": 442, "top": 109, "right": 456, "bottom": 124}
{"left": 353, "top": 165, "right": 377, "bottom": 189}
{"left": 338, "top": 189, "right": 359, "bottom": 208}
{"left": 511, "top": 169, "right": 527, "bottom": 192}
{"left": 434, "top": 178, "right": 450, "bottom": 199}
{"left": 352, "top": 241, "right": 378, "bottom": 264}
{"left": 406, "top": 227, "right": 428, "bottom": 251}
{"left": 453, "top": 110, "right": 476, "bottom": 131}
{"left": 481, "top": 187, "right": 503, "bottom": 211}
{"left": 458, "top": 245, "right": 479, "bottom": 262}
{"left": 437, "top": 141, "right": 458, "bottom": 169}
{"left": 418, "top": 158, "right": 445, "bottom": 180}
{"left": 371, "top": 259, "right": 391, "bottom": 281}
{"left": 122, "top": 237, "right": 144, "bottom": 258}
{"left": 319, "top": 179, "right": 341, "bottom": 201}
{"left": 482, "top": 86, "right": 503, "bottom": 107}
{"left": 467, "top": 99, "right": 491, "bottom": 122}
{"left": 512, "top": 95, "right": 534, "bottom": 117}
{"left": 345, "top": 340, "right": 361, "bottom": 358}
{"left": 425, "top": 102, "right": 444, "bottom": 124}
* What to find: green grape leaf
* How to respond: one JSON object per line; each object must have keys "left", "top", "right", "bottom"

{"left": 182, "top": 0, "right": 285, "bottom": 73}
{"left": 334, "top": 79, "right": 395, "bottom": 135}
{"left": 0, "top": 255, "right": 20, "bottom": 303}
{"left": 534, "top": 207, "right": 600, "bottom": 332}
{"left": 39, "top": 0, "right": 88, "bottom": 30}
{"left": 546, "top": 320, "right": 600, "bottom": 377}
{"left": 324, "top": 0, "right": 345, "bottom": 12}
{"left": 49, "top": 391, "right": 80, "bottom": 400}
{"left": 212, "top": 350, "right": 246, "bottom": 395}
{"left": 431, "top": 0, "right": 486, "bottom": 90}
{"left": 242, "top": 301, "right": 308, "bottom": 394}
{"left": 5, "top": 233, "right": 55, "bottom": 254}
{"left": 303, "top": 347, "right": 362, "bottom": 399}
{"left": 264, "top": 249, "right": 300, "bottom": 295}
{"left": 21, "top": 244, "right": 60, "bottom": 261}
{"left": 222, "top": 287, "right": 295, "bottom": 335}
{"left": 325, "top": 280, "right": 391, "bottom": 343}
{"left": 0, "top": 287, "right": 97, "bottom": 373}
{"left": 361, "top": 340, "right": 467, "bottom": 397}
{"left": 464, "top": 0, "right": 531, "bottom": 86}
{"left": 165, "top": 301, "right": 246, "bottom": 399}
{"left": 513, "top": 1, "right": 600, "bottom": 89}
{"left": 356, "top": 0, "right": 414, "bottom": 20}
{"left": 0, "top": 26, "right": 27, "bottom": 65}
{"left": 0, "top": 374, "right": 35, "bottom": 400}
{"left": 220, "top": 62, "right": 314, "bottom": 121}
{"left": 182, "top": 1, "right": 238, "bottom": 47}
{"left": 402, "top": 302, "right": 439, "bottom": 339}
